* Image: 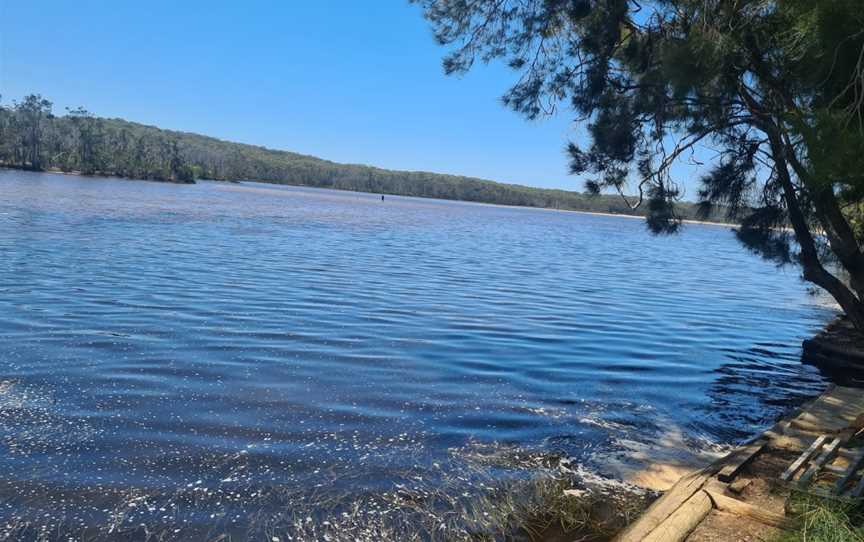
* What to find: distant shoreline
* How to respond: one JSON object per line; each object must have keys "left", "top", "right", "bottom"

{"left": 0, "top": 164, "right": 195, "bottom": 185}
{"left": 0, "top": 100, "right": 739, "bottom": 226}
{"left": 1, "top": 165, "right": 738, "bottom": 228}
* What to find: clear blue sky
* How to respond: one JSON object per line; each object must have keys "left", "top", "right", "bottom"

{"left": 0, "top": 0, "right": 703, "bottom": 194}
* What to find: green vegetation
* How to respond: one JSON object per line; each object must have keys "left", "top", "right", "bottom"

{"left": 0, "top": 95, "right": 193, "bottom": 183}
{"left": 778, "top": 491, "right": 864, "bottom": 542}
{"left": 0, "top": 93, "right": 725, "bottom": 220}
{"left": 415, "top": 0, "right": 864, "bottom": 331}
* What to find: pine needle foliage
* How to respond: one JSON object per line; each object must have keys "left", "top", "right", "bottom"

{"left": 415, "top": 0, "right": 864, "bottom": 330}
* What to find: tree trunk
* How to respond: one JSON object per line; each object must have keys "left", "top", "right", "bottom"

{"left": 741, "top": 56, "right": 864, "bottom": 329}
{"left": 766, "top": 132, "right": 864, "bottom": 330}
{"left": 781, "top": 143, "right": 864, "bottom": 297}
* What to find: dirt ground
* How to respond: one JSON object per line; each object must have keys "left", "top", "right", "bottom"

{"left": 685, "top": 447, "right": 798, "bottom": 541}
{"left": 617, "top": 384, "right": 864, "bottom": 542}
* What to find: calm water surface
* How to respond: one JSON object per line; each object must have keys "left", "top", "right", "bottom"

{"left": 0, "top": 170, "right": 836, "bottom": 540}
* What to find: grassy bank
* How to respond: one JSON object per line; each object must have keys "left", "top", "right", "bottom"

{"left": 778, "top": 491, "right": 864, "bottom": 542}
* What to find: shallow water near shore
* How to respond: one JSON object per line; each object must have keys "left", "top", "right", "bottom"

{"left": 0, "top": 170, "right": 837, "bottom": 540}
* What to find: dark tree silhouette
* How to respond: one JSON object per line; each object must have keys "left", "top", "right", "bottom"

{"left": 414, "top": 0, "right": 864, "bottom": 330}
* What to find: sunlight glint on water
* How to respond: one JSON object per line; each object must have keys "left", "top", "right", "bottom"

{"left": 0, "top": 170, "right": 836, "bottom": 539}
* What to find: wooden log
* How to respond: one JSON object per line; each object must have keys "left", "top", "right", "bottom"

{"left": 700, "top": 480, "right": 731, "bottom": 501}
{"left": 641, "top": 490, "right": 713, "bottom": 542}
{"left": 615, "top": 469, "right": 714, "bottom": 542}
{"left": 834, "top": 447, "right": 864, "bottom": 494}
{"left": 718, "top": 439, "right": 767, "bottom": 482}
{"left": 780, "top": 435, "right": 828, "bottom": 481}
{"left": 704, "top": 490, "right": 792, "bottom": 530}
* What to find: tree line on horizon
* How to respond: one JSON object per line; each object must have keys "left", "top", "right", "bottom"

{"left": 0, "top": 93, "right": 726, "bottom": 221}
{"left": 0, "top": 94, "right": 195, "bottom": 183}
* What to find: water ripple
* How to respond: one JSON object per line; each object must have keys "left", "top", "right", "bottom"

{"left": 0, "top": 170, "right": 836, "bottom": 539}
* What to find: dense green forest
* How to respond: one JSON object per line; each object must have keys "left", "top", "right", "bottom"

{"left": 0, "top": 94, "right": 719, "bottom": 219}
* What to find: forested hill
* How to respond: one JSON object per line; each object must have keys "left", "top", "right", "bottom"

{"left": 0, "top": 94, "right": 715, "bottom": 219}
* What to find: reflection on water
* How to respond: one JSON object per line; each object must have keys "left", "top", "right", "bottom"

{"left": 0, "top": 170, "right": 836, "bottom": 540}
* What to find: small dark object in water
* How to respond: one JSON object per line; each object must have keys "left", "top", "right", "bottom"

{"left": 381, "top": 195, "right": 385, "bottom": 201}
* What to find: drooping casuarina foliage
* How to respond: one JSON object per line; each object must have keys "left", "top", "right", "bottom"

{"left": 414, "top": 0, "right": 864, "bottom": 330}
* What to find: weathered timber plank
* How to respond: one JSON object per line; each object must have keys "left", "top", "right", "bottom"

{"left": 718, "top": 439, "right": 767, "bottom": 482}
{"left": 825, "top": 464, "right": 848, "bottom": 475}
{"left": 834, "top": 448, "right": 864, "bottom": 495}
{"left": 798, "top": 437, "right": 842, "bottom": 486}
{"left": 780, "top": 435, "right": 828, "bottom": 481}
{"left": 729, "top": 478, "right": 752, "bottom": 495}
{"left": 761, "top": 417, "right": 794, "bottom": 440}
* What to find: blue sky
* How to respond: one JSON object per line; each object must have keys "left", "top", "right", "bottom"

{"left": 0, "top": 0, "right": 704, "bottom": 194}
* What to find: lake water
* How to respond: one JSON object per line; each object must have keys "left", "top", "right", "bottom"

{"left": 0, "top": 170, "right": 836, "bottom": 540}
